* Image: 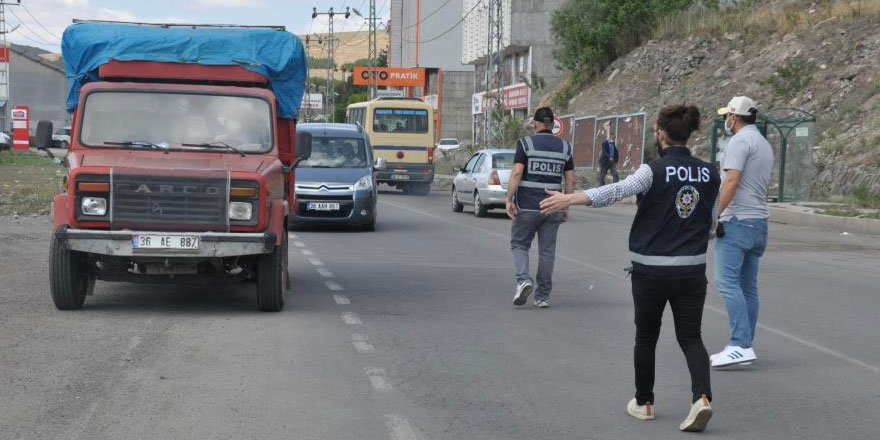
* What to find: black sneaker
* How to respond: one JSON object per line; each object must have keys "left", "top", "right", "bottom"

{"left": 513, "top": 281, "right": 533, "bottom": 306}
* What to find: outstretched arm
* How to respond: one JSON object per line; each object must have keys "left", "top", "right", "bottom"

{"left": 540, "top": 164, "right": 653, "bottom": 215}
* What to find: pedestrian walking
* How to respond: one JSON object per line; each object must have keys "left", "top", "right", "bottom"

{"left": 506, "top": 107, "right": 575, "bottom": 308}
{"left": 540, "top": 105, "right": 719, "bottom": 432}
{"left": 598, "top": 134, "right": 619, "bottom": 186}
{"left": 710, "top": 96, "right": 774, "bottom": 368}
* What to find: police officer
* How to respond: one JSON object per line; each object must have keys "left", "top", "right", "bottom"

{"left": 507, "top": 107, "right": 575, "bottom": 309}
{"left": 540, "top": 105, "right": 719, "bottom": 432}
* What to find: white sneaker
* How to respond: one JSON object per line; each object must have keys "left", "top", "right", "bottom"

{"left": 711, "top": 346, "right": 756, "bottom": 367}
{"left": 626, "top": 398, "right": 655, "bottom": 420}
{"left": 513, "top": 281, "right": 533, "bottom": 306}
{"left": 533, "top": 299, "right": 550, "bottom": 308}
{"left": 680, "top": 394, "right": 713, "bottom": 432}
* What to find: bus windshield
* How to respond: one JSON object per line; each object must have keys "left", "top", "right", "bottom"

{"left": 373, "top": 108, "right": 428, "bottom": 134}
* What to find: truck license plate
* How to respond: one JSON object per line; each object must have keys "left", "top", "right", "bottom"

{"left": 391, "top": 174, "right": 410, "bottom": 180}
{"left": 307, "top": 202, "right": 341, "bottom": 211}
{"left": 132, "top": 235, "right": 200, "bottom": 250}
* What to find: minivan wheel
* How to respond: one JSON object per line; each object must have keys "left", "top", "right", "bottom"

{"left": 474, "top": 191, "right": 488, "bottom": 217}
{"left": 451, "top": 186, "right": 464, "bottom": 212}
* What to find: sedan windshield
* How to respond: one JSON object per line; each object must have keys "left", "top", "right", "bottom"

{"left": 300, "top": 136, "right": 368, "bottom": 168}
{"left": 80, "top": 92, "right": 273, "bottom": 153}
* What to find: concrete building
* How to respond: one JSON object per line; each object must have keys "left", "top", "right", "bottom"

{"left": 462, "top": 0, "right": 566, "bottom": 145}
{"left": 387, "top": 0, "right": 475, "bottom": 143}
{"left": 3, "top": 44, "right": 68, "bottom": 135}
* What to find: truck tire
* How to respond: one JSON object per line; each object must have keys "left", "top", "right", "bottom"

{"left": 256, "top": 230, "right": 286, "bottom": 312}
{"left": 473, "top": 191, "right": 488, "bottom": 217}
{"left": 49, "top": 233, "right": 93, "bottom": 310}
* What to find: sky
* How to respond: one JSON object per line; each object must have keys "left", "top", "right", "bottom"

{"left": 6, "top": 0, "right": 391, "bottom": 53}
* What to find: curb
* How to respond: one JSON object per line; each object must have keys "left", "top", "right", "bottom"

{"left": 770, "top": 207, "right": 880, "bottom": 236}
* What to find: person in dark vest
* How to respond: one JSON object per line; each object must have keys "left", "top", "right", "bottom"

{"left": 540, "top": 105, "right": 720, "bottom": 432}
{"left": 598, "top": 133, "right": 620, "bottom": 186}
{"left": 506, "top": 107, "right": 575, "bottom": 308}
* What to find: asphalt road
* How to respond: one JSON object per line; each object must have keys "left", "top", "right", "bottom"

{"left": 1, "top": 190, "right": 879, "bottom": 439}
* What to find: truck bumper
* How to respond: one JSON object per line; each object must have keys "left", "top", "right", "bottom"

{"left": 57, "top": 229, "right": 276, "bottom": 258}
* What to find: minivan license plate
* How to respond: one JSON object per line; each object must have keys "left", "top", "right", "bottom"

{"left": 308, "top": 202, "right": 340, "bottom": 211}
{"left": 132, "top": 235, "right": 199, "bottom": 250}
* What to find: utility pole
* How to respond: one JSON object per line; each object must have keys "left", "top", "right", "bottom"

{"left": 368, "top": 0, "right": 377, "bottom": 99}
{"left": 0, "top": 0, "right": 20, "bottom": 132}
{"left": 312, "top": 6, "right": 350, "bottom": 122}
{"left": 484, "top": 0, "right": 505, "bottom": 147}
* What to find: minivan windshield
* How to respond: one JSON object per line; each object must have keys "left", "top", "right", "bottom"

{"left": 300, "top": 136, "right": 368, "bottom": 168}
{"left": 80, "top": 92, "right": 273, "bottom": 153}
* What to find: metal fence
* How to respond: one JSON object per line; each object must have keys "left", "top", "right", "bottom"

{"left": 565, "top": 112, "right": 647, "bottom": 170}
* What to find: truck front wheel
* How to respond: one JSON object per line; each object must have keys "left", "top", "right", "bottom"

{"left": 49, "top": 234, "right": 94, "bottom": 310}
{"left": 256, "top": 230, "right": 287, "bottom": 312}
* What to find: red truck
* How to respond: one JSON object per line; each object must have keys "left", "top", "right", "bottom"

{"left": 48, "top": 21, "right": 311, "bottom": 311}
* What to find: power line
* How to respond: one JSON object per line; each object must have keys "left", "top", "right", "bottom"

{"left": 20, "top": 3, "right": 61, "bottom": 42}
{"left": 8, "top": 8, "right": 59, "bottom": 45}
{"left": 400, "top": 0, "right": 452, "bottom": 31}
{"left": 401, "top": 0, "right": 480, "bottom": 44}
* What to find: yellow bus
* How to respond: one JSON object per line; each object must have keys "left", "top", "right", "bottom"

{"left": 346, "top": 98, "right": 435, "bottom": 195}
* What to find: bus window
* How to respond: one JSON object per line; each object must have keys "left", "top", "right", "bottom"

{"left": 373, "top": 108, "right": 428, "bottom": 133}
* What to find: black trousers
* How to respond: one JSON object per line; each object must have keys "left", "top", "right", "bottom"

{"left": 631, "top": 272, "right": 712, "bottom": 405}
{"left": 598, "top": 161, "right": 619, "bottom": 186}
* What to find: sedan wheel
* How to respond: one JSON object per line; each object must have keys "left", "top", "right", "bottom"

{"left": 451, "top": 186, "right": 464, "bottom": 212}
{"left": 473, "top": 191, "right": 488, "bottom": 217}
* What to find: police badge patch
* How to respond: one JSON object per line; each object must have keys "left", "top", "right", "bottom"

{"left": 675, "top": 185, "right": 700, "bottom": 219}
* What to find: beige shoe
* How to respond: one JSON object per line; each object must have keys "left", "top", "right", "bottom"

{"left": 680, "top": 394, "right": 713, "bottom": 432}
{"left": 626, "top": 398, "right": 655, "bottom": 420}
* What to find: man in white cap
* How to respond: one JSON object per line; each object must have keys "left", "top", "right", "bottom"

{"left": 711, "top": 96, "right": 774, "bottom": 368}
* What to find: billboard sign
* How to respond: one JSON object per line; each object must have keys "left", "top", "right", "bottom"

{"left": 353, "top": 67, "right": 426, "bottom": 87}
{"left": 300, "top": 93, "right": 323, "bottom": 110}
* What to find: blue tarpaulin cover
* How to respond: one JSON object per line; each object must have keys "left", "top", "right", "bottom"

{"left": 61, "top": 22, "right": 307, "bottom": 119}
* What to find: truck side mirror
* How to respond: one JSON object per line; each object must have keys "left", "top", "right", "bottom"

{"left": 294, "top": 131, "right": 312, "bottom": 167}
{"left": 35, "top": 120, "right": 53, "bottom": 149}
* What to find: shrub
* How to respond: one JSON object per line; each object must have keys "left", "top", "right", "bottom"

{"left": 765, "top": 58, "right": 816, "bottom": 101}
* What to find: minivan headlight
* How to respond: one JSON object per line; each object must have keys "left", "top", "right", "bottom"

{"left": 354, "top": 175, "right": 373, "bottom": 190}
{"left": 229, "top": 202, "right": 253, "bottom": 221}
{"left": 81, "top": 197, "right": 107, "bottom": 216}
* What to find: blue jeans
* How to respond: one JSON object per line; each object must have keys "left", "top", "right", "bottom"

{"left": 714, "top": 217, "right": 768, "bottom": 348}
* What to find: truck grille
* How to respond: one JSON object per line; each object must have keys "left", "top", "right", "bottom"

{"left": 111, "top": 171, "right": 229, "bottom": 231}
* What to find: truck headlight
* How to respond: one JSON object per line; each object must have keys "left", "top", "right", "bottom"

{"left": 81, "top": 197, "right": 107, "bottom": 216}
{"left": 354, "top": 175, "right": 373, "bottom": 190}
{"left": 229, "top": 202, "right": 253, "bottom": 221}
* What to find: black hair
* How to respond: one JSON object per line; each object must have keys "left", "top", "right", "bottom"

{"left": 657, "top": 104, "right": 701, "bottom": 144}
{"left": 741, "top": 108, "right": 758, "bottom": 124}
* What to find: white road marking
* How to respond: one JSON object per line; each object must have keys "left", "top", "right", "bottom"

{"left": 289, "top": 233, "right": 299, "bottom": 239}
{"left": 307, "top": 257, "right": 324, "bottom": 266}
{"left": 353, "top": 341, "right": 375, "bottom": 354}
{"left": 381, "top": 199, "right": 880, "bottom": 376}
{"left": 385, "top": 414, "right": 421, "bottom": 440}
{"left": 316, "top": 268, "right": 334, "bottom": 278}
{"left": 301, "top": 249, "right": 315, "bottom": 256}
{"left": 351, "top": 333, "right": 369, "bottom": 342}
{"left": 365, "top": 367, "right": 393, "bottom": 391}
{"left": 293, "top": 240, "right": 306, "bottom": 248}
{"left": 342, "top": 312, "right": 362, "bottom": 325}
{"left": 325, "top": 281, "right": 344, "bottom": 291}
{"left": 333, "top": 295, "right": 351, "bottom": 305}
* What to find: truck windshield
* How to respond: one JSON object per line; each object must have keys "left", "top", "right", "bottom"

{"left": 80, "top": 92, "right": 273, "bottom": 153}
{"left": 372, "top": 108, "right": 428, "bottom": 133}
{"left": 300, "top": 137, "right": 368, "bottom": 168}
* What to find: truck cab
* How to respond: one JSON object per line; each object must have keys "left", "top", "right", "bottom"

{"left": 50, "top": 21, "right": 310, "bottom": 312}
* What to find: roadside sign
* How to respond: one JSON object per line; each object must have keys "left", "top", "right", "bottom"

{"left": 353, "top": 66, "right": 426, "bottom": 87}
{"left": 552, "top": 117, "right": 564, "bottom": 136}
{"left": 12, "top": 105, "right": 29, "bottom": 150}
{"left": 300, "top": 93, "right": 323, "bottom": 110}
{"left": 375, "top": 89, "right": 406, "bottom": 99}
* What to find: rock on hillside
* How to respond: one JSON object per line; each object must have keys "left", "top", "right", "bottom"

{"left": 550, "top": 5, "right": 880, "bottom": 198}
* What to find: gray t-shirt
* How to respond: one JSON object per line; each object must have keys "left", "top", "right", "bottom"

{"left": 720, "top": 125, "right": 773, "bottom": 221}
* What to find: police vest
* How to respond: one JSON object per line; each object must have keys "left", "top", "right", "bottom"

{"left": 516, "top": 133, "right": 572, "bottom": 210}
{"left": 628, "top": 147, "right": 720, "bottom": 278}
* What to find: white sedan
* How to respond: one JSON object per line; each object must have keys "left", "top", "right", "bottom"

{"left": 436, "top": 138, "right": 460, "bottom": 152}
{"left": 451, "top": 149, "right": 514, "bottom": 217}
